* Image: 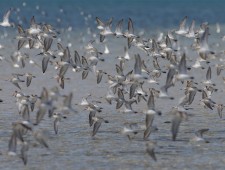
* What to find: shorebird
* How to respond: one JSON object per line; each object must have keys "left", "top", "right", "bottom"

{"left": 124, "top": 123, "right": 146, "bottom": 138}
{"left": 20, "top": 141, "right": 29, "bottom": 165}
{"left": 215, "top": 104, "right": 223, "bottom": 118}
{"left": 190, "top": 129, "right": 209, "bottom": 143}
{"left": 8, "top": 51, "right": 29, "bottom": 68}
{"left": 159, "top": 68, "right": 176, "bottom": 99}
{"left": 33, "top": 129, "right": 49, "bottom": 148}
{"left": 8, "top": 133, "right": 17, "bottom": 156}
{"left": 17, "top": 96, "right": 30, "bottom": 120}
{"left": 185, "top": 20, "right": 196, "bottom": 38}
{"left": 175, "top": 16, "right": 188, "bottom": 35}
{"left": 105, "top": 87, "right": 118, "bottom": 104}
{"left": 96, "top": 17, "right": 114, "bottom": 42}
{"left": 9, "top": 74, "right": 25, "bottom": 90}
{"left": 57, "top": 93, "right": 78, "bottom": 115}
{"left": 124, "top": 18, "right": 138, "bottom": 48}
{"left": 12, "top": 121, "right": 33, "bottom": 142}
{"left": 43, "top": 37, "right": 53, "bottom": 52}
{"left": 91, "top": 116, "right": 109, "bottom": 137}
{"left": 53, "top": 112, "right": 67, "bottom": 134}
{"left": 131, "top": 54, "right": 148, "bottom": 81}
{"left": 116, "top": 88, "right": 137, "bottom": 113}
{"left": 146, "top": 141, "right": 157, "bottom": 161}
{"left": 124, "top": 18, "right": 137, "bottom": 38}
{"left": 150, "top": 39, "right": 161, "bottom": 57}
{"left": 96, "top": 17, "right": 113, "bottom": 30}
{"left": 143, "top": 91, "right": 161, "bottom": 140}
{"left": 200, "top": 90, "right": 216, "bottom": 110}
{"left": 0, "top": 8, "right": 14, "bottom": 27}
{"left": 27, "top": 16, "right": 42, "bottom": 35}
{"left": 24, "top": 73, "right": 36, "bottom": 87}
{"left": 176, "top": 53, "right": 194, "bottom": 81}
{"left": 35, "top": 88, "right": 55, "bottom": 124}
{"left": 170, "top": 108, "right": 188, "bottom": 141}
{"left": 129, "top": 81, "right": 147, "bottom": 101}
{"left": 201, "top": 66, "right": 216, "bottom": 86}
{"left": 5, "top": 7, "right": 225, "bottom": 168}
{"left": 79, "top": 95, "right": 102, "bottom": 112}
{"left": 114, "top": 19, "right": 124, "bottom": 37}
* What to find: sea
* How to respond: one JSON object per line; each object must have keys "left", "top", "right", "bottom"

{"left": 0, "top": 0, "right": 225, "bottom": 170}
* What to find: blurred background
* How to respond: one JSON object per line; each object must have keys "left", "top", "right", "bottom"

{"left": 0, "top": 0, "right": 223, "bottom": 31}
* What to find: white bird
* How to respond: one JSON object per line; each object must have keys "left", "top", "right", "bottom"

{"left": 0, "top": 8, "right": 14, "bottom": 27}
{"left": 175, "top": 16, "right": 188, "bottom": 35}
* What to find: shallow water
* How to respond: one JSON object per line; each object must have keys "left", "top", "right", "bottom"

{"left": 1, "top": 1, "right": 225, "bottom": 170}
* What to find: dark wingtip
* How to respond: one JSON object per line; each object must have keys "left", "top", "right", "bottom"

{"left": 157, "top": 111, "right": 162, "bottom": 116}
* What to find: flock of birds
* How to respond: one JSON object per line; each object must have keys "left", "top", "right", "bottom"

{"left": 0, "top": 6, "right": 225, "bottom": 166}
